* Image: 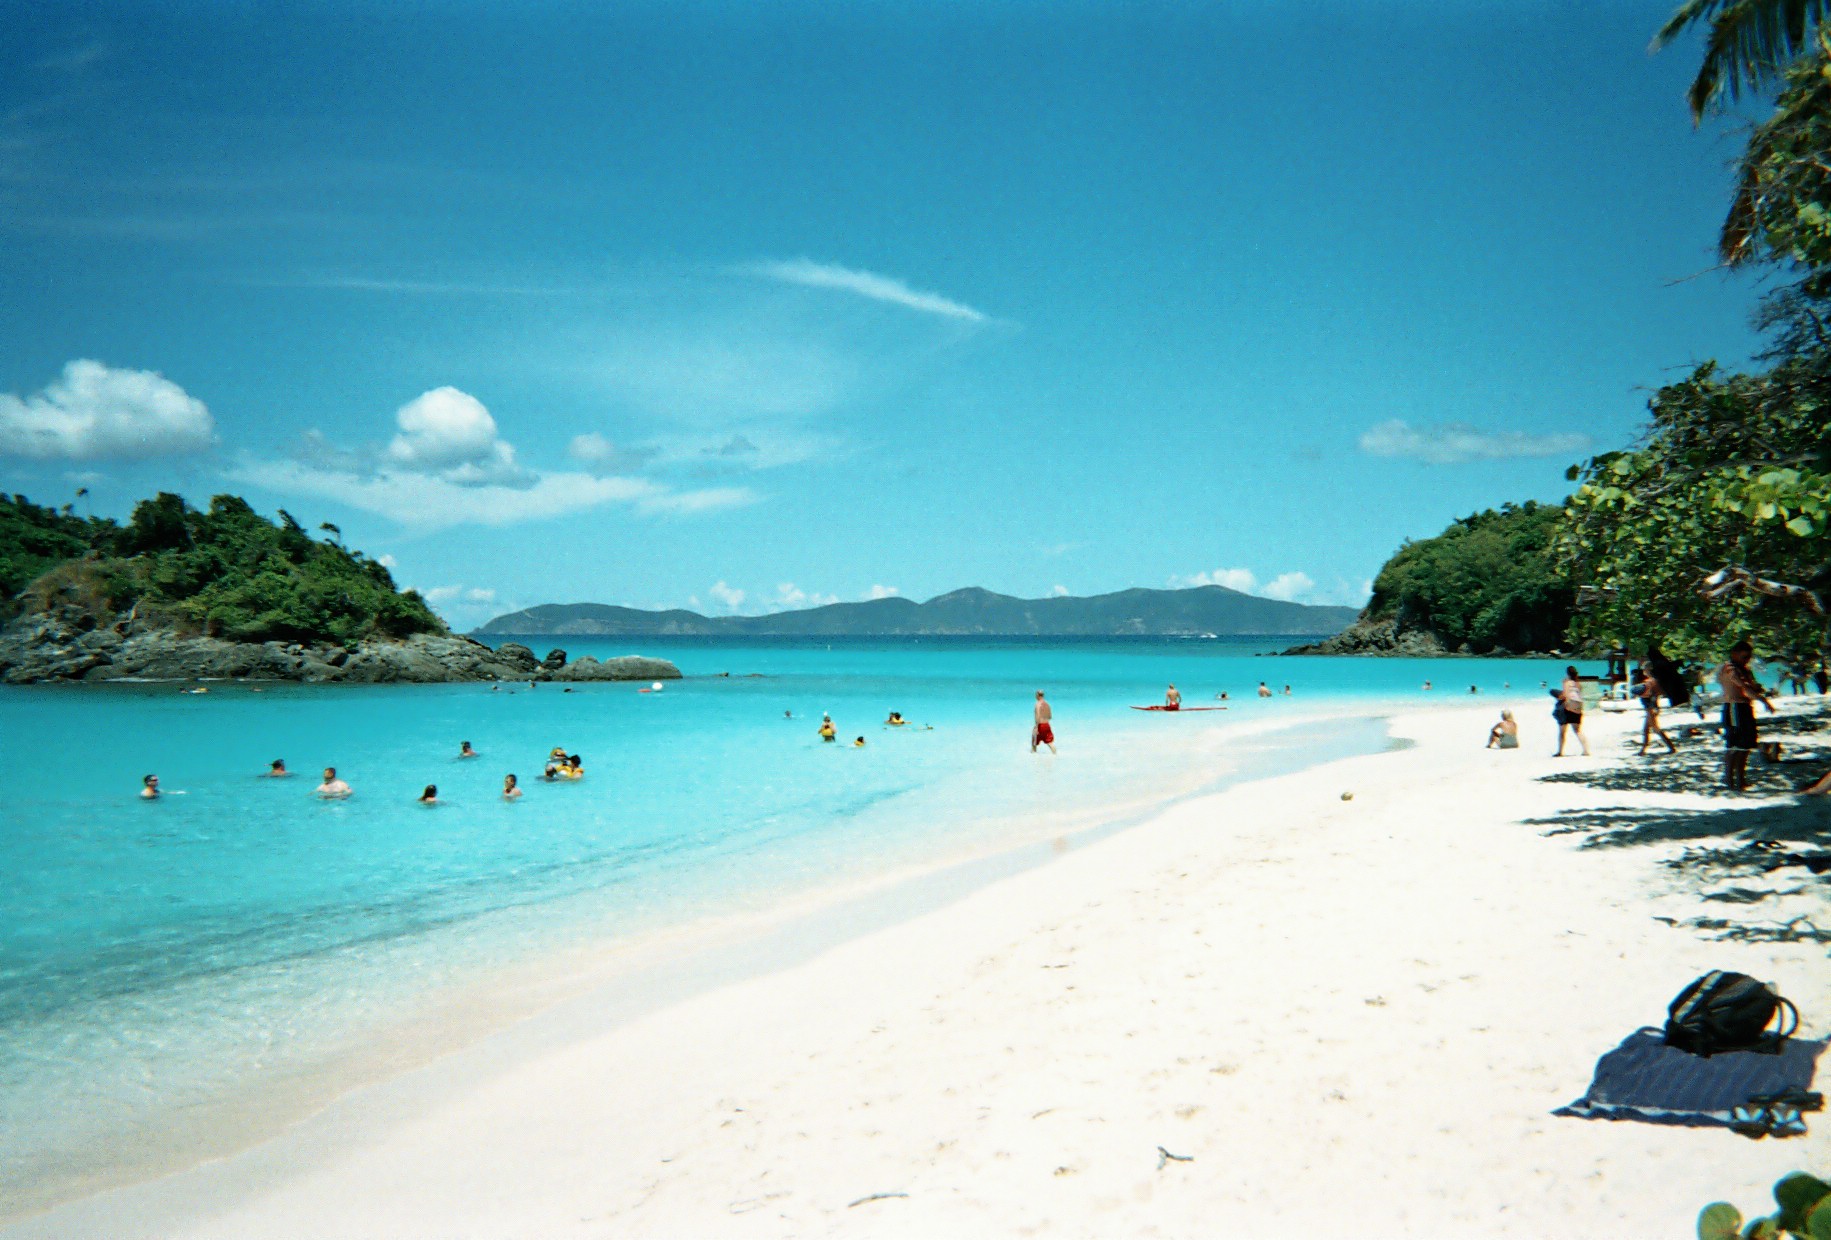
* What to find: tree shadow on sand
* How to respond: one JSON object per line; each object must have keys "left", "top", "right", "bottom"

{"left": 1524, "top": 706, "right": 1831, "bottom": 947}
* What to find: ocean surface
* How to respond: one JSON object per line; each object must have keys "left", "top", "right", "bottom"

{"left": 0, "top": 637, "right": 1593, "bottom": 1216}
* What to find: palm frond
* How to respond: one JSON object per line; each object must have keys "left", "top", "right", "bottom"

{"left": 1655, "top": 0, "right": 1831, "bottom": 118}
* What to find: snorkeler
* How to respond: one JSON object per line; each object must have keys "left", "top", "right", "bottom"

{"left": 315, "top": 767, "right": 352, "bottom": 799}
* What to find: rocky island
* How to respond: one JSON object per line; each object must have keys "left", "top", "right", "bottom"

{"left": 0, "top": 492, "right": 679, "bottom": 685}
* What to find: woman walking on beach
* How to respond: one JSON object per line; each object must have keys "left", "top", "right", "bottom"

{"left": 1555, "top": 666, "right": 1589, "bottom": 757}
{"left": 1637, "top": 660, "right": 1678, "bottom": 755}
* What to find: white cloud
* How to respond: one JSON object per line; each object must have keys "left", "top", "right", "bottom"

{"left": 1170, "top": 567, "right": 1321, "bottom": 603}
{"left": 228, "top": 457, "right": 753, "bottom": 530}
{"left": 567, "top": 431, "right": 655, "bottom": 474}
{"left": 377, "top": 554, "right": 397, "bottom": 569}
{"left": 0, "top": 360, "right": 214, "bottom": 459}
{"left": 421, "top": 585, "right": 462, "bottom": 604}
{"left": 866, "top": 584, "right": 900, "bottom": 600}
{"left": 1261, "top": 571, "right": 1315, "bottom": 602}
{"left": 745, "top": 258, "right": 988, "bottom": 323}
{"left": 237, "top": 385, "right": 754, "bottom": 529}
{"left": 385, "top": 387, "right": 528, "bottom": 486}
{"left": 463, "top": 587, "right": 496, "bottom": 604}
{"left": 1171, "top": 568, "right": 1259, "bottom": 593}
{"left": 1358, "top": 419, "right": 1590, "bottom": 465}
{"left": 772, "top": 582, "right": 839, "bottom": 610}
{"left": 708, "top": 581, "right": 747, "bottom": 612}
{"left": 1050, "top": 584, "right": 1070, "bottom": 597}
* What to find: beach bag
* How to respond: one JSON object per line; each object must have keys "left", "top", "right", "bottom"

{"left": 1664, "top": 971, "right": 1798, "bottom": 1057}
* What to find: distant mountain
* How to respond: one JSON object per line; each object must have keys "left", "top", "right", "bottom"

{"left": 475, "top": 586, "right": 1360, "bottom": 638}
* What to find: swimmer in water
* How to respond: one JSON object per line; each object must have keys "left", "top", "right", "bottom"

{"left": 315, "top": 767, "right": 352, "bottom": 799}
{"left": 503, "top": 773, "right": 521, "bottom": 799}
{"left": 265, "top": 759, "right": 291, "bottom": 777}
{"left": 418, "top": 784, "right": 438, "bottom": 804}
{"left": 459, "top": 741, "right": 477, "bottom": 759}
{"left": 1216, "top": 691, "right": 1229, "bottom": 701}
{"left": 854, "top": 736, "right": 866, "bottom": 747}
{"left": 1282, "top": 685, "right": 1292, "bottom": 696}
{"left": 886, "top": 711, "right": 907, "bottom": 725}
{"left": 1257, "top": 682, "right": 1273, "bottom": 698}
{"left": 818, "top": 715, "right": 837, "bottom": 742}
{"left": 141, "top": 774, "right": 160, "bottom": 799}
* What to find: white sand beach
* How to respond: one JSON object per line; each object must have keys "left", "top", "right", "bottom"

{"left": 11, "top": 699, "right": 1831, "bottom": 1239}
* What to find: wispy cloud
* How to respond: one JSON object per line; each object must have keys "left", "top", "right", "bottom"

{"left": 745, "top": 258, "right": 989, "bottom": 323}
{"left": 1358, "top": 419, "right": 1590, "bottom": 465}
{"left": 1168, "top": 567, "right": 1322, "bottom": 604}
{"left": 1170, "top": 567, "right": 1258, "bottom": 593}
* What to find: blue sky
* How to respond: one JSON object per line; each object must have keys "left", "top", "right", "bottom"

{"left": 0, "top": 0, "right": 1770, "bottom": 628}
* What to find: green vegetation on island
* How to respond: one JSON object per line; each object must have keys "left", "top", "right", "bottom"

{"left": 1, "top": 491, "right": 444, "bottom": 645}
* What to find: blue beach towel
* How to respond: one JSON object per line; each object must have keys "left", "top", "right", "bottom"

{"left": 1556, "top": 1028, "right": 1825, "bottom": 1138}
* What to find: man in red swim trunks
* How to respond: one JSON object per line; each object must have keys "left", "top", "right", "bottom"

{"left": 1032, "top": 689, "right": 1056, "bottom": 754}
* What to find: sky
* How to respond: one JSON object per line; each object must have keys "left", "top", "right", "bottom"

{"left": 0, "top": 0, "right": 1774, "bottom": 629}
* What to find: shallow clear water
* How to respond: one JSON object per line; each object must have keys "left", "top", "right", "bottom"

{"left": 0, "top": 637, "right": 1591, "bottom": 1213}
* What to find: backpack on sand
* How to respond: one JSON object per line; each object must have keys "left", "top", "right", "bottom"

{"left": 1665, "top": 970, "right": 1798, "bottom": 1057}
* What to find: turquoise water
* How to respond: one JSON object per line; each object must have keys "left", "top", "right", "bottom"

{"left": 0, "top": 637, "right": 1591, "bottom": 1214}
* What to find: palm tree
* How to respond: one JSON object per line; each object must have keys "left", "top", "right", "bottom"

{"left": 1653, "top": 0, "right": 1831, "bottom": 120}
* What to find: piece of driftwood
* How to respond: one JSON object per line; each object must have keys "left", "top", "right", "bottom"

{"left": 1156, "top": 1146, "right": 1193, "bottom": 1170}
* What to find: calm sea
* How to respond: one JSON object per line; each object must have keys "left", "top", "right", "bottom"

{"left": 0, "top": 636, "right": 1590, "bottom": 1215}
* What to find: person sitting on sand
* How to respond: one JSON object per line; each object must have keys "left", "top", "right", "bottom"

{"left": 503, "top": 773, "right": 521, "bottom": 799}
{"left": 265, "top": 759, "right": 290, "bottom": 777}
{"left": 459, "top": 741, "right": 477, "bottom": 759}
{"left": 418, "top": 784, "right": 438, "bottom": 804}
{"left": 1257, "top": 682, "right": 1273, "bottom": 698}
{"left": 818, "top": 716, "right": 837, "bottom": 743}
{"left": 1164, "top": 684, "right": 1181, "bottom": 711}
{"left": 1486, "top": 710, "right": 1518, "bottom": 750}
{"left": 141, "top": 774, "right": 160, "bottom": 799}
{"left": 315, "top": 767, "right": 352, "bottom": 798}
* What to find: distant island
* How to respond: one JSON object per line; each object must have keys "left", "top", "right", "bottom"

{"left": 0, "top": 491, "right": 677, "bottom": 684}
{"left": 477, "top": 585, "right": 1360, "bottom": 638}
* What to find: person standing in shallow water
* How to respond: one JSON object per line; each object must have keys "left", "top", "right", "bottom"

{"left": 1032, "top": 690, "right": 1056, "bottom": 754}
{"left": 1718, "top": 639, "right": 1775, "bottom": 792}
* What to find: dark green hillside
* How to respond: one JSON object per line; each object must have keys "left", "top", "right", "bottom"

{"left": 1, "top": 491, "right": 443, "bottom": 645}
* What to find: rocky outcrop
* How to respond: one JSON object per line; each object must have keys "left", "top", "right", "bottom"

{"left": 1282, "top": 616, "right": 1456, "bottom": 657}
{"left": 1282, "top": 613, "right": 1557, "bottom": 658}
{"left": 0, "top": 607, "right": 681, "bottom": 685}
{"left": 551, "top": 654, "right": 681, "bottom": 682}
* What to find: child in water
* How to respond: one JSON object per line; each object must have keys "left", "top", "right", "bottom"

{"left": 503, "top": 773, "right": 521, "bottom": 799}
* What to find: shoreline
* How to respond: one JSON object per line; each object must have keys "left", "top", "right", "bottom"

{"left": 9, "top": 698, "right": 1831, "bottom": 1236}
{"left": 0, "top": 707, "right": 1393, "bottom": 1224}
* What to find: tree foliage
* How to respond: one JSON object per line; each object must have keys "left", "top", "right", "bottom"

{"left": 1364, "top": 502, "right": 1574, "bottom": 654}
{"left": 0, "top": 492, "right": 444, "bottom": 645}
{"left": 1557, "top": 358, "right": 1831, "bottom": 664}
